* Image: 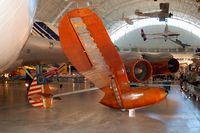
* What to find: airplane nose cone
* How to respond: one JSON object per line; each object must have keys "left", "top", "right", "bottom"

{"left": 165, "top": 89, "right": 169, "bottom": 94}
{"left": 121, "top": 87, "right": 168, "bottom": 109}
{"left": 163, "top": 90, "right": 168, "bottom": 97}
{"left": 100, "top": 86, "right": 168, "bottom": 109}
{"left": 146, "top": 87, "right": 168, "bottom": 103}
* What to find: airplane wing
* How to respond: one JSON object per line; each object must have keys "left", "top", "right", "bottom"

{"left": 145, "top": 36, "right": 165, "bottom": 40}
{"left": 141, "top": 28, "right": 163, "bottom": 36}
{"left": 169, "top": 39, "right": 191, "bottom": 48}
{"left": 183, "top": 43, "right": 191, "bottom": 47}
{"left": 141, "top": 29, "right": 164, "bottom": 41}
{"left": 17, "top": 35, "right": 68, "bottom": 66}
{"left": 146, "top": 33, "right": 164, "bottom": 36}
{"left": 136, "top": 3, "right": 171, "bottom": 22}
{"left": 167, "top": 33, "right": 180, "bottom": 36}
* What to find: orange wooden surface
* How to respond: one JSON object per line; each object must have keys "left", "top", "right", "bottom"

{"left": 100, "top": 86, "right": 167, "bottom": 109}
{"left": 59, "top": 11, "right": 92, "bottom": 72}
{"left": 58, "top": 8, "right": 167, "bottom": 110}
{"left": 58, "top": 8, "right": 128, "bottom": 107}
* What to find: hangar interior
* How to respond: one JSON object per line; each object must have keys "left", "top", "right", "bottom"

{"left": 1, "top": 0, "right": 200, "bottom": 133}
{"left": 37, "top": 0, "right": 200, "bottom": 49}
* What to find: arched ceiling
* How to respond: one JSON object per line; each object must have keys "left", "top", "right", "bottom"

{"left": 94, "top": 0, "right": 200, "bottom": 34}
{"left": 36, "top": 0, "right": 200, "bottom": 49}
{"left": 36, "top": 0, "right": 200, "bottom": 30}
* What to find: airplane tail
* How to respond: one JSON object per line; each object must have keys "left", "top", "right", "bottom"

{"left": 44, "top": 63, "right": 67, "bottom": 78}
{"left": 27, "top": 77, "right": 53, "bottom": 109}
{"left": 141, "top": 29, "right": 147, "bottom": 41}
{"left": 169, "top": 12, "right": 173, "bottom": 18}
{"left": 32, "top": 21, "right": 60, "bottom": 41}
{"left": 57, "top": 63, "right": 68, "bottom": 75}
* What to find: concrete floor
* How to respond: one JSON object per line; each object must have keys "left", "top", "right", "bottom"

{"left": 0, "top": 80, "right": 200, "bottom": 133}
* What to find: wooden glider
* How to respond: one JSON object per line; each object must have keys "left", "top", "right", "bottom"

{"left": 58, "top": 8, "right": 167, "bottom": 110}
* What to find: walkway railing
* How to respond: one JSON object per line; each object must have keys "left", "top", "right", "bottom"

{"left": 181, "top": 81, "right": 200, "bottom": 101}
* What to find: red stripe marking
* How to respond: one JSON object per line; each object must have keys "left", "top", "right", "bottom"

{"left": 29, "top": 87, "right": 42, "bottom": 92}
{"left": 31, "top": 83, "right": 38, "bottom": 87}
{"left": 44, "top": 69, "right": 58, "bottom": 76}
{"left": 28, "top": 92, "right": 42, "bottom": 96}
{"left": 32, "top": 104, "right": 44, "bottom": 108}
{"left": 30, "top": 101, "right": 43, "bottom": 105}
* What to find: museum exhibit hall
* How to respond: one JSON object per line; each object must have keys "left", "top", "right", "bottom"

{"left": 1, "top": 0, "right": 200, "bottom": 133}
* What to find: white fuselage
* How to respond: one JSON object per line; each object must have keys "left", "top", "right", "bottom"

{"left": 0, "top": 0, "right": 37, "bottom": 73}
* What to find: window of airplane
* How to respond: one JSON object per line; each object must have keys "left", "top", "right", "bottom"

{"left": 111, "top": 18, "right": 200, "bottom": 42}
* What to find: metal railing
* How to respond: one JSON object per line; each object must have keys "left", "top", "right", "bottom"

{"left": 181, "top": 81, "right": 200, "bottom": 101}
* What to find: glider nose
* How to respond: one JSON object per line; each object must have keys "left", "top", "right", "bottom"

{"left": 165, "top": 90, "right": 168, "bottom": 94}
{"left": 159, "top": 88, "right": 168, "bottom": 101}
{"left": 100, "top": 86, "right": 168, "bottom": 109}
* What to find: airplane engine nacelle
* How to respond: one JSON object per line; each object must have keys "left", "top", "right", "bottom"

{"left": 150, "top": 58, "right": 179, "bottom": 75}
{"left": 125, "top": 59, "right": 153, "bottom": 83}
{"left": 142, "top": 53, "right": 179, "bottom": 75}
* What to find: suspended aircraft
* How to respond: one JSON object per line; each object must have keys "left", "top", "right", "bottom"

{"left": 169, "top": 39, "right": 191, "bottom": 49}
{"left": 135, "top": 3, "right": 173, "bottom": 21}
{"left": 0, "top": 0, "right": 179, "bottom": 110}
{"left": 65, "top": 0, "right": 101, "bottom": 8}
{"left": 121, "top": 13, "right": 145, "bottom": 25}
{"left": 141, "top": 24, "right": 180, "bottom": 41}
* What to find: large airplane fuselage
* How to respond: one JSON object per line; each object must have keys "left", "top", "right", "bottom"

{"left": 0, "top": 0, "right": 37, "bottom": 73}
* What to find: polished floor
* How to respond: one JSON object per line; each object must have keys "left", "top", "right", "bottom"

{"left": 0, "top": 80, "right": 200, "bottom": 133}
